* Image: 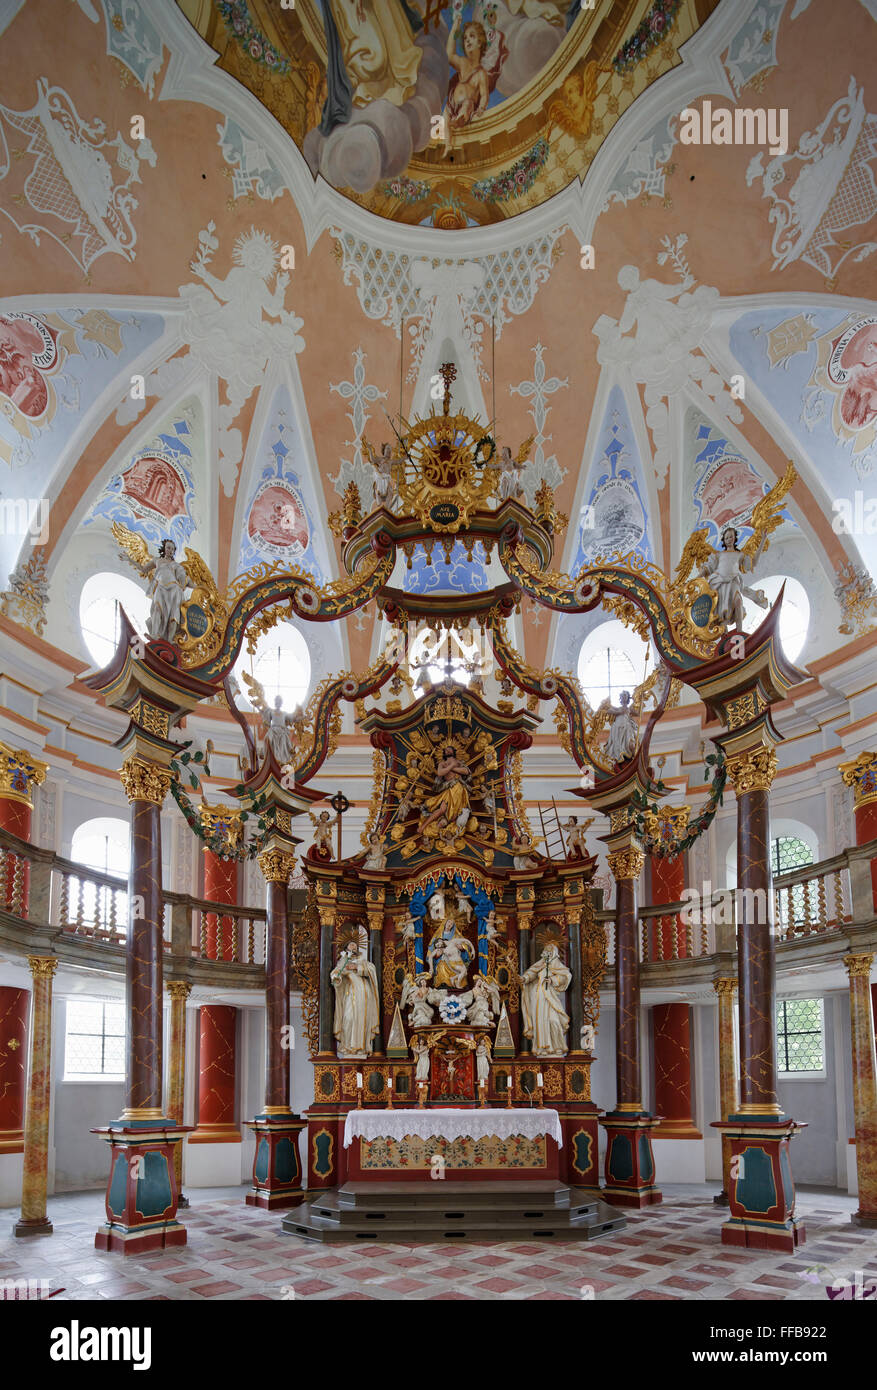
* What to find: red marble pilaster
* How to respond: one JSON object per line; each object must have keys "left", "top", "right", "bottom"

{"left": 653, "top": 1003, "right": 700, "bottom": 1138}
{"left": 189, "top": 1005, "right": 240, "bottom": 1144}
{"left": 0, "top": 986, "right": 28, "bottom": 1153}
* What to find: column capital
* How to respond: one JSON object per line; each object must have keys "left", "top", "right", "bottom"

{"left": 258, "top": 848, "right": 297, "bottom": 883}
{"left": 198, "top": 803, "right": 243, "bottom": 851}
{"left": 167, "top": 979, "right": 193, "bottom": 1001}
{"left": 724, "top": 745, "right": 778, "bottom": 795}
{"left": 0, "top": 740, "right": 49, "bottom": 809}
{"left": 713, "top": 977, "right": 739, "bottom": 998}
{"left": 26, "top": 955, "right": 57, "bottom": 981}
{"left": 120, "top": 755, "right": 172, "bottom": 806}
{"left": 843, "top": 952, "right": 875, "bottom": 980}
{"left": 839, "top": 752, "right": 877, "bottom": 808}
{"left": 608, "top": 847, "right": 645, "bottom": 881}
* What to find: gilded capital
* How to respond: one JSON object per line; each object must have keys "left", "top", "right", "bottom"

{"left": 608, "top": 847, "right": 645, "bottom": 881}
{"left": 713, "top": 977, "right": 739, "bottom": 999}
{"left": 839, "top": 752, "right": 877, "bottom": 808}
{"left": 0, "top": 740, "right": 49, "bottom": 809}
{"left": 258, "top": 848, "right": 297, "bottom": 883}
{"left": 120, "top": 755, "right": 172, "bottom": 806}
{"left": 843, "top": 952, "right": 874, "bottom": 980}
{"left": 167, "top": 980, "right": 193, "bottom": 1002}
{"left": 27, "top": 955, "right": 57, "bottom": 981}
{"left": 198, "top": 803, "right": 243, "bottom": 851}
{"left": 724, "top": 746, "right": 778, "bottom": 795}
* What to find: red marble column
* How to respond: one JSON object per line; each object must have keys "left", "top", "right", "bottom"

{"left": 0, "top": 743, "right": 48, "bottom": 915}
{"left": 653, "top": 1003, "right": 700, "bottom": 1138}
{"left": 125, "top": 794, "right": 165, "bottom": 1116}
{"left": 737, "top": 782, "right": 779, "bottom": 1113}
{"left": 189, "top": 1005, "right": 240, "bottom": 1144}
{"left": 198, "top": 806, "right": 242, "bottom": 961}
{"left": 845, "top": 953, "right": 877, "bottom": 1227}
{"left": 264, "top": 876, "right": 292, "bottom": 1112}
{"left": 13, "top": 957, "right": 57, "bottom": 1237}
{"left": 614, "top": 872, "right": 642, "bottom": 1109}
{"left": 0, "top": 986, "right": 28, "bottom": 1154}
{"left": 839, "top": 753, "right": 877, "bottom": 910}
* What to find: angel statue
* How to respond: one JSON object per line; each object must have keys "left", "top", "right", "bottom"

{"left": 675, "top": 463, "right": 797, "bottom": 631}
{"left": 563, "top": 814, "right": 594, "bottom": 859}
{"left": 461, "top": 974, "right": 500, "bottom": 1028}
{"left": 310, "top": 808, "right": 334, "bottom": 857}
{"left": 400, "top": 973, "right": 436, "bottom": 1029}
{"left": 365, "top": 441, "right": 397, "bottom": 513}
{"left": 603, "top": 691, "right": 638, "bottom": 767}
{"left": 242, "top": 675, "right": 304, "bottom": 766}
{"left": 496, "top": 437, "right": 533, "bottom": 503}
{"left": 113, "top": 525, "right": 192, "bottom": 645}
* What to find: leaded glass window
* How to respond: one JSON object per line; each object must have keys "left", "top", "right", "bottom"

{"left": 776, "top": 998, "right": 824, "bottom": 1074}
{"left": 772, "top": 835, "right": 817, "bottom": 934}
{"left": 65, "top": 999, "right": 125, "bottom": 1077}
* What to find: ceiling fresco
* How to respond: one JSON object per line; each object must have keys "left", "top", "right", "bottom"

{"left": 180, "top": 0, "right": 719, "bottom": 227}
{"left": 0, "top": 0, "right": 876, "bottom": 696}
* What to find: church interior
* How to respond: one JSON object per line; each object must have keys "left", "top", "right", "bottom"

{"left": 1, "top": 0, "right": 877, "bottom": 1325}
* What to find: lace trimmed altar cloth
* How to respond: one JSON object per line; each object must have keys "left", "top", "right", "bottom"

{"left": 343, "top": 1107, "right": 563, "bottom": 1148}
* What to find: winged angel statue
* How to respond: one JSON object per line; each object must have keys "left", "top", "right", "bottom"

{"left": 241, "top": 671, "right": 305, "bottom": 767}
{"left": 112, "top": 522, "right": 218, "bottom": 645}
{"left": 673, "top": 464, "right": 796, "bottom": 631}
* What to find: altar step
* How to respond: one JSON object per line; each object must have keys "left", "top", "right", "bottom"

{"left": 281, "top": 1181, "right": 627, "bottom": 1243}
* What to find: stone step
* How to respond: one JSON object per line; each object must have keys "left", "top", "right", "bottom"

{"left": 281, "top": 1193, "right": 627, "bottom": 1244}
{"left": 336, "top": 1179, "right": 576, "bottom": 1209}
{"left": 309, "top": 1189, "right": 599, "bottom": 1225}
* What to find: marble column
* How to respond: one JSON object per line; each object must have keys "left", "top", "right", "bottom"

{"left": 368, "top": 914, "right": 384, "bottom": 1055}
{"left": 712, "top": 978, "right": 739, "bottom": 1207}
{"left": 198, "top": 805, "right": 242, "bottom": 960}
{"left": 12, "top": 956, "right": 56, "bottom": 1237}
{"left": 93, "top": 756, "right": 189, "bottom": 1254}
{"left": 0, "top": 742, "right": 48, "bottom": 915}
{"left": 318, "top": 912, "right": 335, "bottom": 1055}
{"left": 839, "top": 753, "right": 877, "bottom": 911}
{"left": 165, "top": 980, "right": 191, "bottom": 1208}
{"left": 190, "top": 1006, "right": 241, "bottom": 1144}
{"left": 602, "top": 845, "right": 662, "bottom": 1207}
{"left": 844, "top": 953, "right": 877, "bottom": 1227}
{"left": 712, "top": 741, "right": 805, "bottom": 1251}
{"left": 245, "top": 850, "right": 304, "bottom": 1209}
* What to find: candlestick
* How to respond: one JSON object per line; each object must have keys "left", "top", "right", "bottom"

{"left": 417, "top": 1082, "right": 427, "bottom": 1109}
{"left": 478, "top": 1079, "right": 486, "bottom": 1108}
{"left": 505, "top": 1077, "right": 513, "bottom": 1109}
{"left": 356, "top": 1072, "right": 363, "bottom": 1109}
{"left": 386, "top": 1074, "right": 394, "bottom": 1109}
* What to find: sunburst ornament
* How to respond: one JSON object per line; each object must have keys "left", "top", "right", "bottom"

{"left": 233, "top": 226, "right": 279, "bottom": 277}
{"left": 392, "top": 364, "right": 498, "bottom": 533}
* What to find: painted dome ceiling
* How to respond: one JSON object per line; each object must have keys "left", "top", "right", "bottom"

{"left": 1, "top": 0, "right": 877, "bottom": 717}
{"left": 179, "top": 0, "right": 719, "bottom": 227}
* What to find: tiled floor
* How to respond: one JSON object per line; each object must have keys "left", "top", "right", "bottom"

{"left": 1, "top": 1185, "right": 875, "bottom": 1300}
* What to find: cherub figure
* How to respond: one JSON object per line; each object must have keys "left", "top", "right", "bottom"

{"left": 444, "top": 18, "right": 508, "bottom": 150}
{"left": 563, "top": 815, "right": 594, "bottom": 860}
{"left": 511, "top": 831, "right": 540, "bottom": 871}
{"left": 310, "top": 808, "right": 334, "bottom": 856}
{"left": 363, "top": 831, "right": 387, "bottom": 871}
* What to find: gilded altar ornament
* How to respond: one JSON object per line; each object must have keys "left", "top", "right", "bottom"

{"left": 724, "top": 746, "right": 778, "bottom": 794}
{"left": 713, "top": 978, "right": 738, "bottom": 998}
{"left": 198, "top": 803, "right": 243, "bottom": 852}
{"left": 607, "top": 847, "right": 645, "bottom": 881}
{"left": 839, "top": 752, "right": 877, "bottom": 808}
{"left": 328, "top": 481, "right": 363, "bottom": 537}
{"left": 843, "top": 953, "right": 875, "bottom": 979}
{"left": 27, "top": 955, "right": 58, "bottom": 980}
{"left": 835, "top": 562, "right": 877, "bottom": 635}
{"left": 119, "top": 756, "right": 172, "bottom": 806}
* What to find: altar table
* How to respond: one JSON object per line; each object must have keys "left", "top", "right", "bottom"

{"left": 341, "top": 1108, "right": 563, "bottom": 1181}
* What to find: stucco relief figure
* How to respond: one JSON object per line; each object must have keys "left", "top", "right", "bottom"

{"left": 521, "top": 945, "right": 572, "bottom": 1057}
{"left": 181, "top": 228, "right": 304, "bottom": 416}
{"left": 330, "top": 943, "right": 380, "bottom": 1058}
{"left": 603, "top": 691, "right": 638, "bottom": 766}
{"left": 699, "top": 525, "right": 768, "bottom": 629}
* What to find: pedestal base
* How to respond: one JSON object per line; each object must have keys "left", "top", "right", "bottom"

{"left": 91, "top": 1120, "right": 190, "bottom": 1255}
{"left": 244, "top": 1113, "right": 305, "bottom": 1210}
{"left": 851, "top": 1210, "right": 877, "bottom": 1228}
{"left": 600, "top": 1112, "right": 663, "bottom": 1208}
{"left": 12, "top": 1216, "right": 52, "bottom": 1237}
{"left": 712, "top": 1114, "right": 807, "bottom": 1253}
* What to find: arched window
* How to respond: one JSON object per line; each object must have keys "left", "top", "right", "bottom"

{"left": 69, "top": 817, "right": 130, "bottom": 937}
{"left": 79, "top": 572, "right": 150, "bottom": 666}
{"left": 235, "top": 622, "right": 311, "bottom": 711}
{"left": 742, "top": 574, "right": 809, "bottom": 662}
{"left": 772, "top": 834, "right": 816, "bottom": 936}
{"left": 577, "top": 619, "right": 654, "bottom": 708}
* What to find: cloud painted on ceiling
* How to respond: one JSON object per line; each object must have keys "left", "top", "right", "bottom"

{"left": 570, "top": 384, "right": 652, "bottom": 575}
{"left": 236, "top": 386, "right": 322, "bottom": 581}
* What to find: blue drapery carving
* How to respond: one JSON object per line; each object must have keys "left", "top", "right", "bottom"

{"left": 408, "top": 874, "right": 495, "bottom": 977}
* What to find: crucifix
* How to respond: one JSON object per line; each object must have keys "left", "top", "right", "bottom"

{"left": 439, "top": 361, "right": 457, "bottom": 415}
{"left": 330, "top": 790, "right": 351, "bottom": 861}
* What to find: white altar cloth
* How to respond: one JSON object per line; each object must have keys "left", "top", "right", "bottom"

{"left": 343, "top": 1107, "right": 563, "bottom": 1149}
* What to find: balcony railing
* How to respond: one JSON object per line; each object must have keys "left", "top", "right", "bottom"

{"left": 0, "top": 827, "right": 267, "bottom": 967}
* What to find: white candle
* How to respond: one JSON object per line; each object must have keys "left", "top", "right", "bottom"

{"left": 537, "top": 1072, "right": 544, "bottom": 1087}
{"left": 479, "top": 1079, "right": 486, "bottom": 1088}
{"left": 356, "top": 1072, "right": 363, "bottom": 1088}
{"left": 387, "top": 1077, "right": 393, "bottom": 1090}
